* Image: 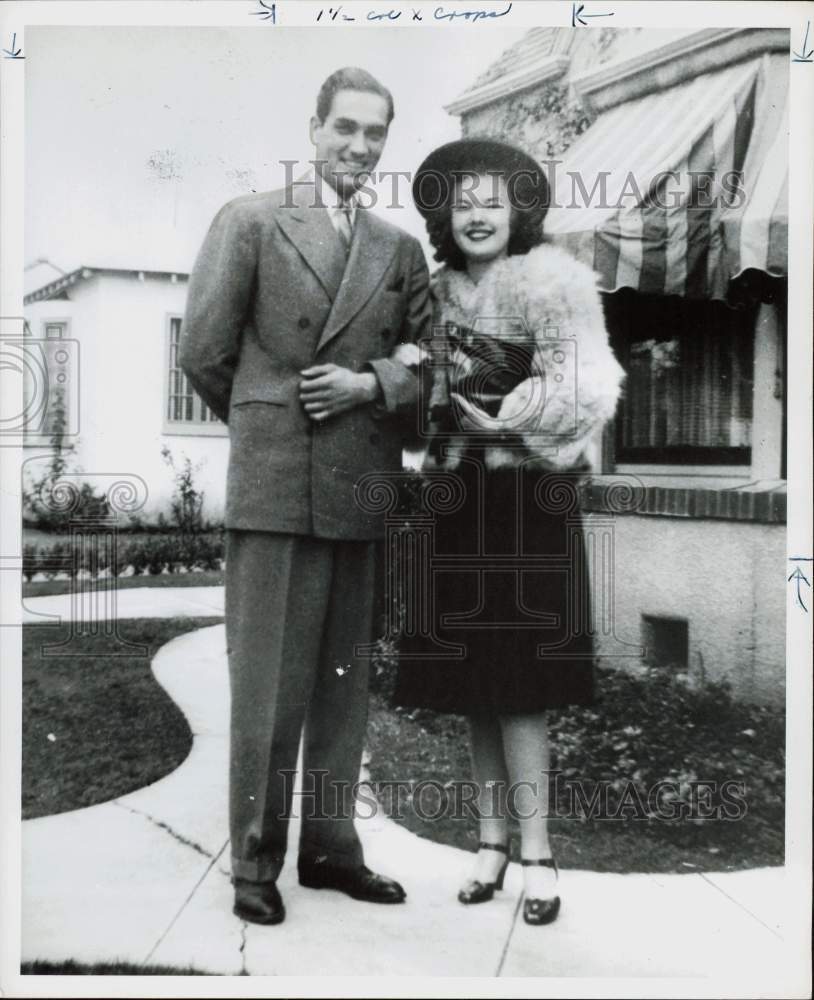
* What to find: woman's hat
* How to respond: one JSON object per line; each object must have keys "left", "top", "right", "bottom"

{"left": 412, "top": 137, "right": 549, "bottom": 218}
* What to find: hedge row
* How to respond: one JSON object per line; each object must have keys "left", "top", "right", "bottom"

{"left": 22, "top": 534, "right": 225, "bottom": 581}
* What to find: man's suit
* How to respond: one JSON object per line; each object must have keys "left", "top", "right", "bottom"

{"left": 180, "top": 180, "right": 431, "bottom": 882}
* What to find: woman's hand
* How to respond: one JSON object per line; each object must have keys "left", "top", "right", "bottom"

{"left": 495, "top": 377, "right": 547, "bottom": 432}
{"left": 449, "top": 392, "right": 503, "bottom": 432}
{"left": 451, "top": 377, "right": 546, "bottom": 434}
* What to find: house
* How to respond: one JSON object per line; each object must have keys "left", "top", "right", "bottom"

{"left": 445, "top": 27, "right": 788, "bottom": 703}
{"left": 23, "top": 267, "right": 229, "bottom": 523}
{"left": 23, "top": 27, "right": 788, "bottom": 703}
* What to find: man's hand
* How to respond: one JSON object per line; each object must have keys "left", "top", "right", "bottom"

{"left": 299, "top": 364, "right": 380, "bottom": 422}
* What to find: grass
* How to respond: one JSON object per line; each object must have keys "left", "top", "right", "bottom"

{"left": 21, "top": 960, "right": 212, "bottom": 975}
{"left": 22, "top": 613, "right": 784, "bottom": 874}
{"left": 366, "top": 669, "right": 785, "bottom": 875}
{"left": 22, "top": 618, "right": 219, "bottom": 819}
{"left": 23, "top": 569, "right": 223, "bottom": 599}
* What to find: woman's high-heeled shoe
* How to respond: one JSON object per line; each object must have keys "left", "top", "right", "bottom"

{"left": 458, "top": 842, "right": 510, "bottom": 904}
{"left": 522, "top": 858, "right": 561, "bottom": 925}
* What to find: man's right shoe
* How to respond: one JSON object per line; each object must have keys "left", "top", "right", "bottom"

{"left": 298, "top": 862, "right": 406, "bottom": 903}
{"left": 233, "top": 878, "right": 285, "bottom": 925}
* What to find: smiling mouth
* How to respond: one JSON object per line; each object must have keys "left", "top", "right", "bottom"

{"left": 466, "top": 229, "right": 494, "bottom": 241}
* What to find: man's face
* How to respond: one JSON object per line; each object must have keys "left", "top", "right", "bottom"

{"left": 310, "top": 89, "right": 390, "bottom": 200}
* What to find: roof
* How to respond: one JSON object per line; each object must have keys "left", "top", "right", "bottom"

{"left": 24, "top": 266, "right": 189, "bottom": 305}
{"left": 465, "top": 27, "right": 560, "bottom": 93}
{"left": 445, "top": 28, "right": 569, "bottom": 116}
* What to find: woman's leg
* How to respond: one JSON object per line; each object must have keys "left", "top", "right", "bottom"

{"left": 499, "top": 712, "right": 558, "bottom": 899}
{"left": 467, "top": 714, "right": 511, "bottom": 883}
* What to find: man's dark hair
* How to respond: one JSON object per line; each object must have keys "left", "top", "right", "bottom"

{"left": 315, "top": 67, "right": 395, "bottom": 126}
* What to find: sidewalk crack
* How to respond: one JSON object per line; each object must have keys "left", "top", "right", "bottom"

{"left": 698, "top": 872, "right": 783, "bottom": 940}
{"left": 238, "top": 921, "right": 248, "bottom": 976}
{"left": 495, "top": 878, "right": 524, "bottom": 977}
{"left": 113, "top": 801, "right": 213, "bottom": 859}
{"left": 141, "top": 837, "right": 231, "bottom": 969}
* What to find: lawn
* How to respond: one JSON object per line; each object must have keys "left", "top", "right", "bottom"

{"left": 22, "top": 616, "right": 784, "bottom": 873}
{"left": 22, "top": 618, "right": 219, "bottom": 818}
{"left": 366, "top": 665, "right": 785, "bottom": 874}
{"left": 21, "top": 960, "right": 211, "bottom": 975}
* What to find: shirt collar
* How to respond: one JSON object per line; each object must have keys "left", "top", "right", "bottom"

{"left": 301, "top": 166, "right": 360, "bottom": 221}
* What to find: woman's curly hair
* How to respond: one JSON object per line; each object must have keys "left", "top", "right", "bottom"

{"left": 425, "top": 171, "right": 548, "bottom": 271}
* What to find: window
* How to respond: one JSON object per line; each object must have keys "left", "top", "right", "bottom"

{"left": 604, "top": 292, "right": 756, "bottom": 465}
{"left": 642, "top": 615, "right": 689, "bottom": 669}
{"left": 165, "top": 316, "right": 223, "bottom": 430}
{"left": 22, "top": 320, "right": 75, "bottom": 446}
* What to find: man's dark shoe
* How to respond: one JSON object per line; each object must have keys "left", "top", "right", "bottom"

{"left": 233, "top": 878, "right": 285, "bottom": 925}
{"left": 298, "top": 862, "right": 406, "bottom": 903}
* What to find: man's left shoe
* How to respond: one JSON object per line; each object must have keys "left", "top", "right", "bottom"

{"left": 298, "top": 862, "right": 406, "bottom": 903}
{"left": 233, "top": 878, "right": 286, "bottom": 925}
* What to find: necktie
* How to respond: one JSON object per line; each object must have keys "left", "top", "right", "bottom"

{"left": 335, "top": 205, "right": 353, "bottom": 254}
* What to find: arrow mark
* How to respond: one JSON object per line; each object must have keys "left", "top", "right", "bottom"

{"left": 2, "top": 32, "right": 24, "bottom": 59}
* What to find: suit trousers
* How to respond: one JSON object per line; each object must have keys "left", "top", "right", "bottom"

{"left": 225, "top": 530, "right": 375, "bottom": 883}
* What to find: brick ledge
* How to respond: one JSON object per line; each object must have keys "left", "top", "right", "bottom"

{"left": 581, "top": 479, "right": 786, "bottom": 524}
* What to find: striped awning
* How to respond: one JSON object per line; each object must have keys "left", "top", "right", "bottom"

{"left": 545, "top": 53, "right": 788, "bottom": 300}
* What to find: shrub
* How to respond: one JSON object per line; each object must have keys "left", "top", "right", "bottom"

{"left": 22, "top": 392, "right": 110, "bottom": 532}
{"left": 43, "top": 541, "right": 65, "bottom": 580}
{"left": 125, "top": 538, "right": 150, "bottom": 577}
{"left": 146, "top": 537, "right": 170, "bottom": 576}
{"left": 22, "top": 544, "right": 39, "bottom": 582}
{"left": 161, "top": 447, "right": 207, "bottom": 535}
{"left": 544, "top": 664, "right": 785, "bottom": 834}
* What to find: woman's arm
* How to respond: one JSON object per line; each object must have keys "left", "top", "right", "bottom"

{"left": 496, "top": 247, "right": 625, "bottom": 470}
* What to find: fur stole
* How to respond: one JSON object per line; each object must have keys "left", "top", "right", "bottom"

{"left": 418, "top": 243, "right": 625, "bottom": 472}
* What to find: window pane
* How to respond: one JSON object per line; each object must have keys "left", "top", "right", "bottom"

{"left": 610, "top": 294, "right": 754, "bottom": 463}
{"left": 165, "top": 315, "right": 222, "bottom": 426}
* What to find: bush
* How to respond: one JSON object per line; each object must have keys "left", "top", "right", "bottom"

{"left": 125, "top": 538, "right": 149, "bottom": 577}
{"left": 146, "top": 537, "right": 170, "bottom": 575}
{"left": 31, "top": 532, "right": 226, "bottom": 580}
{"left": 43, "top": 541, "right": 65, "bottom": 580}
{"left": 161, "top": 447, "right": 208, "bottom": 535}
{"left": 370, "top": 637, "right": 399, "bottom": 701}
{"left": 545, "top": 664, "right": 785, "bottom": 833}
{"left": 22, "top": 544, "right": 39, "bottom": 582}
{"left": 22, "top": 391, "right": 110, "bottom": 531}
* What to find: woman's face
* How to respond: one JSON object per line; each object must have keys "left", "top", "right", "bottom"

{"left": 450, "top": 172, "right": 512, "bottom": 265}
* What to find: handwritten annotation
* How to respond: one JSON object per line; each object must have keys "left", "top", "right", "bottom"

{"left": 316, "top": 3, "right": 513, "bottom": 23}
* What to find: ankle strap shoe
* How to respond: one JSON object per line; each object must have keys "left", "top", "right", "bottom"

{"left": 458, "top": 842, "right": 510, "bottom": 905}
{"left": 521, "top": 857, "right": 560, "bottom": 926}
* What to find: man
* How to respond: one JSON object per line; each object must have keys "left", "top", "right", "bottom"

{"left": 180, "top": 67, "right": 430, "bottom": 925}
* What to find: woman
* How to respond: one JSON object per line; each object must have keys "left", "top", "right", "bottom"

{"left": 395, "top": 139, "right": 625, "bottom": 925}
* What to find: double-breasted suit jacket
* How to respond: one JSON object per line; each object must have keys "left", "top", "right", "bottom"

{"left": 180, "top": 182, "right": 431, "bottom": 884}
{"left": 180, "top": 181, "right": 432, "bottom": 538}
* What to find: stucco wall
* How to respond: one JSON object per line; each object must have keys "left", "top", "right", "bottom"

{"left": 588, "top": 512, "right": 786, "bottom": 705}
{"left": 25, "top": 276, "right": 230, "bottom": 524}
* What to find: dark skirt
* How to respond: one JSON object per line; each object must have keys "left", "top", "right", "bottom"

{"left": 393, "top": 454, "right": 595, "bottom": 715}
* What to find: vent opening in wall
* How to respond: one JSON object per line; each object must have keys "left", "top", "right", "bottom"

{"left": 641, "top": 615, "right": 689, "bottom": 670}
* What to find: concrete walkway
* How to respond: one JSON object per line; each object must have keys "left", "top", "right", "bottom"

{"left": 21, "top": 588, "right": 798, "bottom": 984}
